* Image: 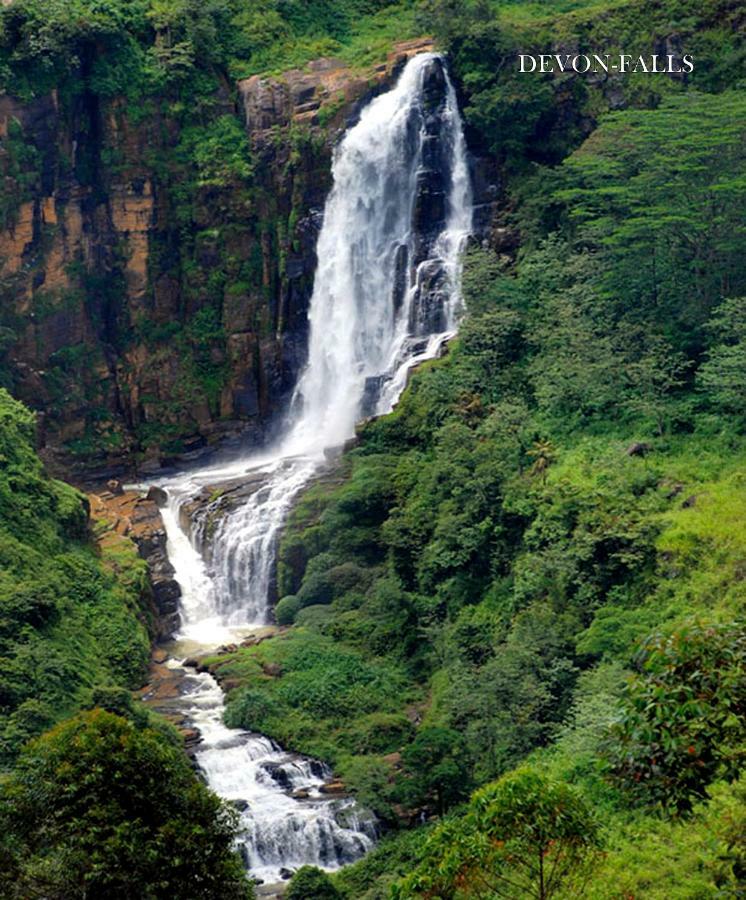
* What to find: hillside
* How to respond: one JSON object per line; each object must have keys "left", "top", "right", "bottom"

{"left": 0, "top": 0, "right": 744, "bottom": 897}
{"left": 198, "top": 1, "right": 746, "bottom": 897}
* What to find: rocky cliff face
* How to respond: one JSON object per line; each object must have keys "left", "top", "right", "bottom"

{"left": 0, "top": 38, "right": 437, "bottom": 481}
{"left": 90, "top": 487, "right": 181, "bottom": 641}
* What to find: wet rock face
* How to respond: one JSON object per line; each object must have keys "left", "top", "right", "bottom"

{"left": 259, "top": 757, "right": 328, "bottom": 791}
{"left": 89, "top": 490, "right": 181, "bottom": 640}
{"left": 122, "top": 498, "right": 183, "bottom": 641}
{"left": 411, "top": 57, "right": 451, "bottom": 268}
{"left": 179, "top": 470, "right": 274, "bottom": 563}
{"left": 409, "top": 260, "right": 449, "bottom": 335}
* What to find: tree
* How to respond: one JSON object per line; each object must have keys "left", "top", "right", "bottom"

{"left": 0, "top": 709, "right": 251, "bottom": 899}
{"left": 527, "top": 439, "right": 556, "bottom": 483}
{"left": 286, "top": 866, "right": 341, "bottom": 900}
{"left": 397, "top": 726, "right": 469, "bottom": 816}
{"left": 557, "top": 92, "right": 746, "bottom": 345}
{"left": 607, "top": 621, "right": 746, "bottom": 814}
{"left": 396, "top": 768, "right": 601, "bottom": 899}
{"left": 697, "top": 298, "right": 746, "bottom": 417}
{"left": 622, "top": 336, "right": 690, "bottom": 436}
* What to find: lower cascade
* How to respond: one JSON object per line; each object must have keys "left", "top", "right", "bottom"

{"left": 156, "top": 51, "right": 471, "bottom": 885}
{"left": 175, "top": 669, "right": 376, "bottom": 883}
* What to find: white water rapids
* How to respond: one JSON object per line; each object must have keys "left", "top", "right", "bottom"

{"left": 153, "top": 52, "right": 472, "bottom": 886}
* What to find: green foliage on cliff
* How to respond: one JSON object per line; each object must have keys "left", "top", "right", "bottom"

{"left": 0, "top": 708, "right": 251, "bottom": 899}
{"left": 424, "top": 0, "right": 744, "bottom": 169}
{"left": 0, "top": 0, "right": 417, "bottom": 98}
{"left": 0, "top": 388, "right": 152, "bottom": 765}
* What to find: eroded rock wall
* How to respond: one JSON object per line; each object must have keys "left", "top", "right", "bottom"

{"left": 0, "top": 38, "right": 437, "bottom": 482}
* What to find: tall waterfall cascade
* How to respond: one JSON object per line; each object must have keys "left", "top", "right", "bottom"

{"left": 284, "top": 50, "right": 472, "bottom": 455}
{"left": 156, "top": 52, "right": 472, "bottom": 885}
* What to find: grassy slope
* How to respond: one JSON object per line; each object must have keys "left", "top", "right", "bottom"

{"left": 0, "top": 388, "right": 152, "bottom": 766}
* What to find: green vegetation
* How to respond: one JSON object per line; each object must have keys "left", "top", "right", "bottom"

{"left": 425, "top": 0, "right": 741, "bottom": 169}
{"left": 0, "top": 709, "right": 251, "bottom": 899}
{"left": 0, "top": 388, "right": 152, "bottom": 764}
{"left": 287, "top": 865, "right": 342, "bottom": 900}
{"left": 396, "top": 769, "right": 601, "bottom": 899}
{"left": 609, "top": 622, "right": 745, "bottom": 815}
{"left": 0, "top": 117, "right": 40, "bottom": 229}
{"left": 0, "top": 0, "right": 418, "bottom": 99}
{"left": 0, "top": 0, "right": 745, "bottom": 894}
{"left": 0, "top": 391, "right": 249, "bottom": 894}
{"left": 213, "top": 629, "right": 416, "bottom": 818}
{"left": 207, "top": 5, "right": 746, "bottom": 894}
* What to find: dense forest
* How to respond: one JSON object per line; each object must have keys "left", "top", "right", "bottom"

{"left": 0, "top": 0, "right": 744, "bottom": 897}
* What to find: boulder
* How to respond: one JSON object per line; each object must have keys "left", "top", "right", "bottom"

{"left": 319, "top": 780, "right": 346, "bottom": 794}
{"left": 626, "top": 441, "right": 651, "bottom": 457}
{"left": 146, "top": 485, "right": 168, "bottom": 507}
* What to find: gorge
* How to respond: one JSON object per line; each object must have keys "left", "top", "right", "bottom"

{"left": 1, "top": 1, "right": 744, "bottom": 897}
{"left": 155, "top": 51, "right": 472, "bottom": 886}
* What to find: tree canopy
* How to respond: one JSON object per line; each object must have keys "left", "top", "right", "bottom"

{"left": 0, "top": 709, "right": 250, "bottom": 899}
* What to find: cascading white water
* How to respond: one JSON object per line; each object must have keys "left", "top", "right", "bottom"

{"left": 283, "top": 51, "right": 471, "bottom": 456}
{"left": 160, "top": 504, "right": 377, "bottom": 885}
{"left": 155, "top": 51, "right": 471, "bottom": 886}
{"left": 185, "top": 675, "right": 375, "bottom": 883}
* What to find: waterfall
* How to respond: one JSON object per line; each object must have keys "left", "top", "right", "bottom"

{"left": 155, "top": 51, "right": 471, "bottom": 885}
{"left": 283, "top": 51, "right": 472, "bottom": 455}
{"left": 171, "top": 667, "right": 376, "bottom": 885}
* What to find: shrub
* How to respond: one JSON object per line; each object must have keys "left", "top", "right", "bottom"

{"left": 294, "top": 604, "right": 335, "bottom": 629}
{"left": 275, "top": 593, "right": 302, "bottom": 625}
{"left": 607, "top": 620, "right": 746, "bottom": 814}
{"left": 286, "top": 865, "right": 340, "bottom": 900}
{"left": 224, "top": 688, "right": 277, "bottom": 731}
{"left": 345, "top": 712, "right": 414, "bottom": 755}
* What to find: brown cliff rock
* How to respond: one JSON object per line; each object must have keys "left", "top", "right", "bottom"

{"left": 0, "top": 39, "right": 436, "bottom": 481}
{"left": 238, "top": 38, "right": 434, "bottom": 142}
{"left": 90, "top": 489, "right": 181, "bottom": 640}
